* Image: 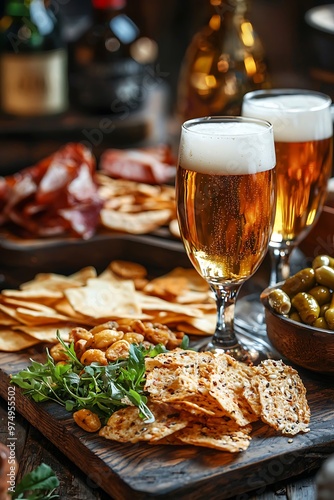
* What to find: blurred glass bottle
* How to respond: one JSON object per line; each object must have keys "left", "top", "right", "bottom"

{"left": 0, "top": 0, "right": 68, "bottom": 116}
{"left": 177, "top": 0, "right": 270, "bottom": 121}
{"left": 68, "top": 0, "right": 158, "bottom": 115}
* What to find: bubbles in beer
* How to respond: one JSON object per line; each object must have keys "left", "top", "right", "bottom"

{"left": 176, "top": 166, "right": 275, "bottom": 284}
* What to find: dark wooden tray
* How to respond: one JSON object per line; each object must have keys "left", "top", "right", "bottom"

{"left": 0, "top": 348, "right": 333, "bottom": 500}
{"left": 0, "top": 230, "right": 190, "bottom": 289}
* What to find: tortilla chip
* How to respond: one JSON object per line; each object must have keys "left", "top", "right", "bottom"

{"left": 64, "top": 280, "right": 142, "bottom": 319}
{"left": 100, "top": 208, "right": 172, "bottom": 234}
{"left": 19, "top": 273, "right": 84, "bottom": 291}
{"left": 15, "top": 307, "right": 71, "bottom": 326}
{"left": 1, "top": 288, "right": 63, "bottom": 300}
{"left": 13, "top": 325, "right": 71, "bottom": 342}
{"left": 0, "top": 329, "right": 41, "bottom": 351}
{"left": 109, "top": 260, "right": 147, "bottom": 280}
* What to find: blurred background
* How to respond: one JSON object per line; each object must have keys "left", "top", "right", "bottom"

{"left": 0, "top": 0, "right": 334, "bottom": 173}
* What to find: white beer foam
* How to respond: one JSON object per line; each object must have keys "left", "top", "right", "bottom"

{"left": 242, "top": 94, "right": 333, "bottom": 142}
{"left": 179, "top": 121, "right": 276, "bottom": 175}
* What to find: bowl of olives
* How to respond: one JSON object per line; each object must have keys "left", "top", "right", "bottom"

{"left": 261, "top": 255, "right": 334, "bottom": 375}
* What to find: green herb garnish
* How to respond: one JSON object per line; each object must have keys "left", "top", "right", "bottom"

{"left": 11, "top": 332, "right": 173, "bottom": 424}
{"left": 11, "top": 463, "right": 59, "bottom": 499}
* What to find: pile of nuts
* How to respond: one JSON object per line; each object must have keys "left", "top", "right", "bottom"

{"left": 50, "top": 319, "right": 185, "bottom": 365}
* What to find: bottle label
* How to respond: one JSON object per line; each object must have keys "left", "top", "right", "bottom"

{"left": 0, "top": 49, "right": 68, "bottom": 115}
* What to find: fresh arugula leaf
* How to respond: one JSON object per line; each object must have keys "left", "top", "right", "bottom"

{"left": 11, "top": 463, "right": 59, "bottom": 499}
{"left": 180, "top": 335, "right": 190, "bottom": 349}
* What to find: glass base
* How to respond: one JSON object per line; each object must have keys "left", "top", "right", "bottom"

{"left": 234, "top": 292, "right": 268, "bottom": 336}
{"left": 192, "top": 328, "right": 276, "bottom": 365}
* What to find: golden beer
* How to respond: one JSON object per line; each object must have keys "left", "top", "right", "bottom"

{"left": 176, "top": 117, "right": 276, "bottom": 286}
{"left": 242, "top": 91, "right": 333, "bottom": 248}
{"left": 177, "top": 167, "right": 275, "bottom": 283}
{"left": 271, "top": 138, "right": 332, "bottom": 245}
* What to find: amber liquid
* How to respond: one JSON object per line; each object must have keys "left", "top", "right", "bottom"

{"left": 270, "top": 137, "right": 333, "bottom": 246}
{"left": 176, "top": 166, "right": 276, "bottom": 285}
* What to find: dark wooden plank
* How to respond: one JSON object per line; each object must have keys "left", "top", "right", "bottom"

{"left": 0, "top": 348, "right": 333, "bottom": 500}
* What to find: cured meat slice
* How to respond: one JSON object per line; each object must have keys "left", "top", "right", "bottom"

{"left": 0, "top": 143, "right": 102, "bottom": 239}
{"left": 100, "top": 145, "right": 176, "bottom": 184}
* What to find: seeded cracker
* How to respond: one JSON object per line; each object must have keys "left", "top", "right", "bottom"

{"left": 175, "top": 417, "right": 252, "bottom": 452}
{"left": 208, "top": 357, "right": 259, "bottom": 426}
{"left": 144, "top": 351, "right": 216, "bottom": 400}
{"left": 99, "top": 402, "right": 190, "bottom": 443}
{"left": 250, "top": 360, "right": 311, "bottom": 435}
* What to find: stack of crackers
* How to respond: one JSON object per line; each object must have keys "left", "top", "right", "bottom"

{"left": 100, "top": 350, "right": 311, "bottom": 451}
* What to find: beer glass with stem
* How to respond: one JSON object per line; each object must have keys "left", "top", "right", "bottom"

{"left": 176, "top": 116, "right": 276, "bottom": 362}
{"left": 235, "top": 89, "right": 333, "bottom": 334}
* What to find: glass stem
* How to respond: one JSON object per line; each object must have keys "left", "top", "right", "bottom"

{"left": 269, "top": 247, "right": 292, "bottom": 287}
{"left": 211, "top": 283, "right": 241, "bottom": 349}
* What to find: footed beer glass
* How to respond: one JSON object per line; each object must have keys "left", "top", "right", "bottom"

{"left": 236, "top": 89, "right": 333, "bottom": 334}
{"left": 176, "top": 116, "right": 276, "bottom": 362}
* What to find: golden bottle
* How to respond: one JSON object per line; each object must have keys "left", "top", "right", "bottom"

{"left": 176, "top": 0, "right": 270, "bottom": 121}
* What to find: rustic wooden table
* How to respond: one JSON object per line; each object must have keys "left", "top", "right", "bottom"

{"left": 0, "top": 394, "right": 324, "bottom": 500}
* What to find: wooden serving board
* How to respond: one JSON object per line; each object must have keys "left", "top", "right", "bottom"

{"left": 0, "top": 348, "right": 334, "bottom": 500}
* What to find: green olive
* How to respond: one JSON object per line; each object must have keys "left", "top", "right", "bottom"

{"left": 315, "top": 265, "right": 334, "bottom": 289}
{"left": 313, "top": 316, "right": 330, "bottom": 330}
{"left": 291, "top": 292, "right": 320, "bottom": 325}
{"left": 289, "top": 311, "right": 301, "bottom": 323}
{"left": 268, "top": 289, "right": 291, "bottom": 315}
{"left": 320, "top": 302, "right": 331, "bottom": 316}
{"left": 324, "top": 308, "right": 334, "bottom": 330}
{"left": 281, "top": 268, "right": 316, "bottom": 297}
{"left": 308, "top": 285, "right": 332, "bottom": 306}
{"left": 312, "top": 255, "right": 334, "bottom": 270}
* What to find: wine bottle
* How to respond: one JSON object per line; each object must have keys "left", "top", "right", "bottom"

{"left": 176, "top": 0, "right": 270, "bottom": 121}
{"left": 0, "top": 0, "right": 68, "bottom": 116}
{"left": 68, "top": 0, "right": 158, "bottom": 115}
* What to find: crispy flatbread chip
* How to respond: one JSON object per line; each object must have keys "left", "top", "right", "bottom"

{"left": 175, "top": 417, "right": 252, "bottom": 452}
{"left": 250, "top": 360, "right": 311, "bottom": 435}
{"left": 100, "top": 208, "right": 172, "bottom": 234}
{"left": 0, "top": 329, "right": 41, "bottom": 351}
{"left": 99, "top": 402, "right": 190, "bottom": 443}
{"left": 19, "top": 273, "right": 85, "bottom": 291}
{"left": 1, "top": 288, "right": 63, "bottom": 300}
{"left": 169, "top": 218, "right": 180, "bottom": 239}
{"left": 64, "top": 280, "right": 142, "bottom": 319}
{"left": 15, "top": 307, "right": 71, "bottom": 326}
{"left": 13, "top": 325, "right": 71, "bottom": 342}
{"left": 109, "top": 260, "right": 147, "bottom": 280}
{"left": 208, "top": 355, "right": 258, "bottom": 426}
{"left": 171, "top": 397, "right": 226, "bottom": 417}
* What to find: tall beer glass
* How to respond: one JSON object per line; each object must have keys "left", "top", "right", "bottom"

{"left": 237, "top": 89, "right": 333, "bottom": 333}
{"left": 176, "top": 116, "right": 276, "bottom": 361}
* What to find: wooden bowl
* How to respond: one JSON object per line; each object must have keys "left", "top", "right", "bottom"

{"left": 261, "top": 284, "right": 334, "bottom": 375}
